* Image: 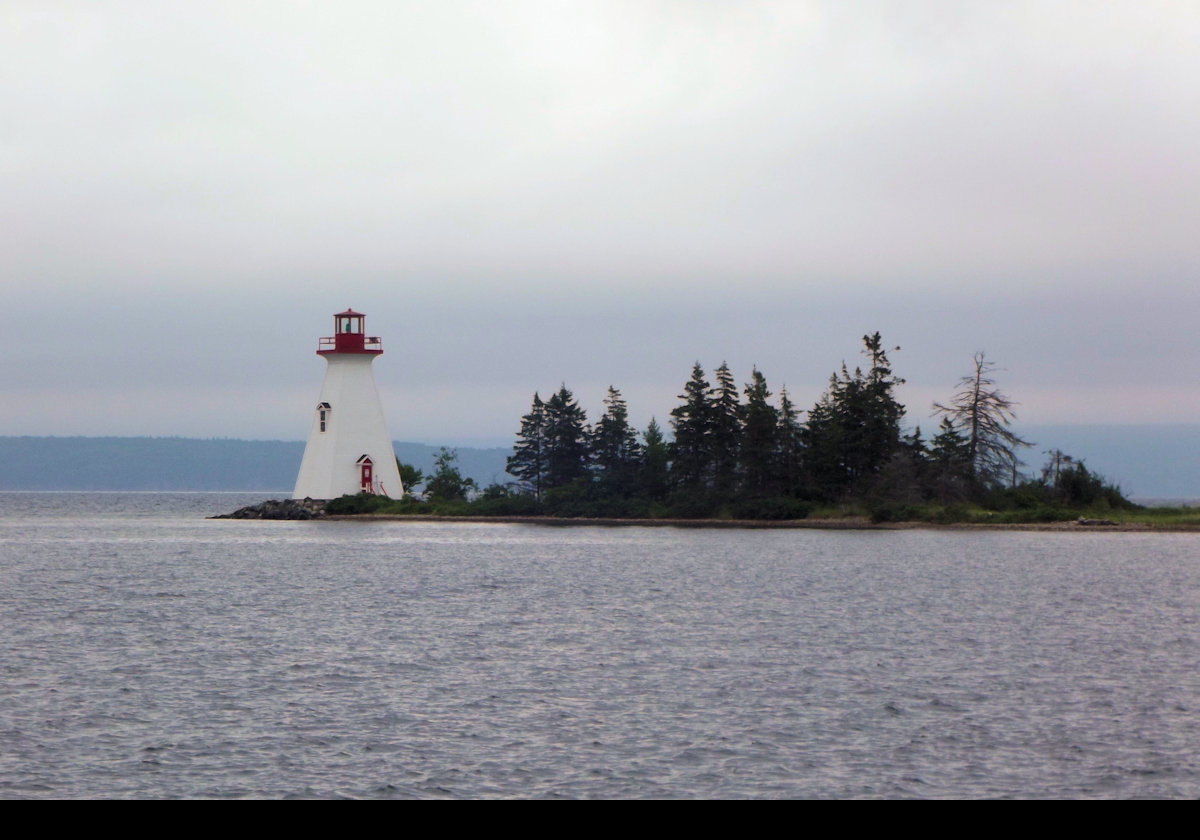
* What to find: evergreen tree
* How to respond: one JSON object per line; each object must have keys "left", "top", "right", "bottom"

{"left": 1034, "top": 449, "right": 1130, "bottom": 508}
{"left": 929, "top": 417, "right": 970, "bottom": 471}
{"left": 639, "top": 417, "right": 671, "bottom": 501}
{"left": 396, "top": 458, "right": 424, "bottom": 497}
{"left": 903, "top": 425, "right": 926, "bottom": 460}
{"left": 425, "top": 447, "right": 477, "bottom": 502}
{"left": 670, "top": 363, "right": 714, "bottom": 491}
{"left": 775, "top": 386, "right": 804, "bottom": 497}
{"left": 803, "top": 333, "right": 906, "bottom": 497}
{"left": 870, "top": 425, "right": 928, "bottom": 507}
{"left": 710, "top": 362, "right": 742, "bottom": 494}
{"left": 591, "top": 386, "right": 642, "bottom": 494}
{"left": 858, "top": 332, "right": 906, "bottom": 477}
{"left": 507, "top": 392, "right": 547, "bottom": 498}
{"left": 928, "top": 416, "right": 971, "bottom": 501}
{"left": 801, "top": 381, "right": 846, "bottom": 497}
{"left": 739, "top": 368, "right": 778, "bottom": 498}
{"left": 543, "top": 385, "right": 590, "bottom": 490}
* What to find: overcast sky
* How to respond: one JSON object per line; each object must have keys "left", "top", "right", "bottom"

{"left": 3, "top": 1, "right": 1198, "bottom": 446}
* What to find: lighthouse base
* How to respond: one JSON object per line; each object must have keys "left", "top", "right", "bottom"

{"left": 293, "top": 354, "right": 404, "bottom": 500}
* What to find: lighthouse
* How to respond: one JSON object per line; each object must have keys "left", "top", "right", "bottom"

{"left": 293, "top": 309, "right": 404, "bottom": 500}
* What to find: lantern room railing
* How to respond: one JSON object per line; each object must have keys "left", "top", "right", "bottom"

{"left": 317, "top": 334, "right": 383, "bottom": 354}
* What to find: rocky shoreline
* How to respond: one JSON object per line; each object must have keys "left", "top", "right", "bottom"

{"left": 208, "top": 498, "right": 327, "bottom": 520}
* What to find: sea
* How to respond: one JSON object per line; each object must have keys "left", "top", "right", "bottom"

{"left": 1, "top": 492, "right": 1198, "bottom": 799}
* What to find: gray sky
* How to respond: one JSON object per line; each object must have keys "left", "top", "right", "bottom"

{"left": 4, "top": 1, "right": 1198, "bottom": 445}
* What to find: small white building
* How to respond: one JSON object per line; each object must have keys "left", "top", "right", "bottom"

{"left": 292, "top": 309, "right": 404, "bottom": 500}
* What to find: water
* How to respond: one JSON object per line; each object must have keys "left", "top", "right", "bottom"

{"left": 1, "top": 493, "right": 1198, "bottom": 798}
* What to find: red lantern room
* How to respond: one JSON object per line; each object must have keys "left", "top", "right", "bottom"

{"left": 317, "top": 308, "right": 383, "bottom": 355}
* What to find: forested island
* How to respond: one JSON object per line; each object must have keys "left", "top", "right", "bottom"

{"left": 326, "top": 333, "right": 1167, "bottom": 526}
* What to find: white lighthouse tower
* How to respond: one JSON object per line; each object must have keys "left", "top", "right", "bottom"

{"left": 293, "top": 309, "right": 404, "bottom": 500}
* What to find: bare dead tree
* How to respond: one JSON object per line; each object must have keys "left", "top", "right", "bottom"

{"left": 933, "top": 352, "right": 1032, "bottom": 487}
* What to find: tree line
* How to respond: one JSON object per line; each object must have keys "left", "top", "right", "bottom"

{"left": 491, "top": 332, "right": 1131, "bottom": 520}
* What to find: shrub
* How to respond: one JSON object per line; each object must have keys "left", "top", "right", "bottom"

{"left": 469, "top": 493, "right": 543, "bottom": 516}
{"left": 325, "top": 492, "right": 391, "bottom": 515}
{"left": 730, "top": 497, "right": 813, "bottom": 521}
{"left": 868, "top": 503, "right": 923, "bottom": 524}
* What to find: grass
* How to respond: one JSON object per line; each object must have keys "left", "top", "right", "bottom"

{"left": 324, "top": 491, "right": 1200, "bottom": 528}
{"left": 1107, "top": 506, "right": 1200, "bottom": 527}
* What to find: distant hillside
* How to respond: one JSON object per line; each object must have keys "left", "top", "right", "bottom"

{"left": 1018, "top": 425, "right": 1200, "bottom": 502}
{"left": 392, "top": 442, "right": 514, "bottom": 491}
{"left": 0, "top": 437, "right": 512, "bottom": 492}
{"left": 0, "top": 428, "right": 1195, "bottom": 499}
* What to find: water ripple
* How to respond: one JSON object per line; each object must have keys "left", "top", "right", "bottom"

{"left": 1, "top": 493, "right": 1199, "bottom": 797}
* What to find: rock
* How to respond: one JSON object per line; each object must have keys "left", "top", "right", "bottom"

{"left": 1077, "top": 516, "right": 1117, "bottom": 526}
{"left": 210, "top": 498, "right": 327, "bottom": 520}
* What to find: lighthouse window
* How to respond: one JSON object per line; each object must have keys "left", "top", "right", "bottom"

{"left": 317, "top": 402, "right": 331, "bottom": 433}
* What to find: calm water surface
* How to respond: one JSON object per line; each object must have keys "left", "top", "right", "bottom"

{"left": 1, "top": 493, "right": 1198, "bottom": 798}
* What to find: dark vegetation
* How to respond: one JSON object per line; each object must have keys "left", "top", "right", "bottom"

{"left": 346, "top": 332, "right": 1137, "bottom": 523}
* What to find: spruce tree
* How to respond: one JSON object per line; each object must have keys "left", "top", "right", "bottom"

{"left": 860, "top": 332, "right": 906, "bottom": 475}
{"left": 803, "top": 333, "right": 906, "bottom": 498}
{"left": 591, "top": 386, "right": 641, "bottom": 495}
{"left": 739, "top": 368, "right": 778, "bottom": 498}
{"left": 507, "top": 392, "right": 547, "bottom": 498}
{"left": 670, "top": 363, "right": 713, "bottom": 491}
{"left": 710, "top": 362, "right": 741, "bottom": 494}
{"left": 639, "top": 418, "right": 671, "bottom": 502}
{"left": 543, "top": 385, "right": 590, "bottom": 490}
{"left": 776, "top": 386, "right": 804, "bottom": 497}
{"left": 801, "top": 381, "right": 846, "bottom": 498}
{"left": 928, "top": 416, "right": 971, "bottom": 501}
